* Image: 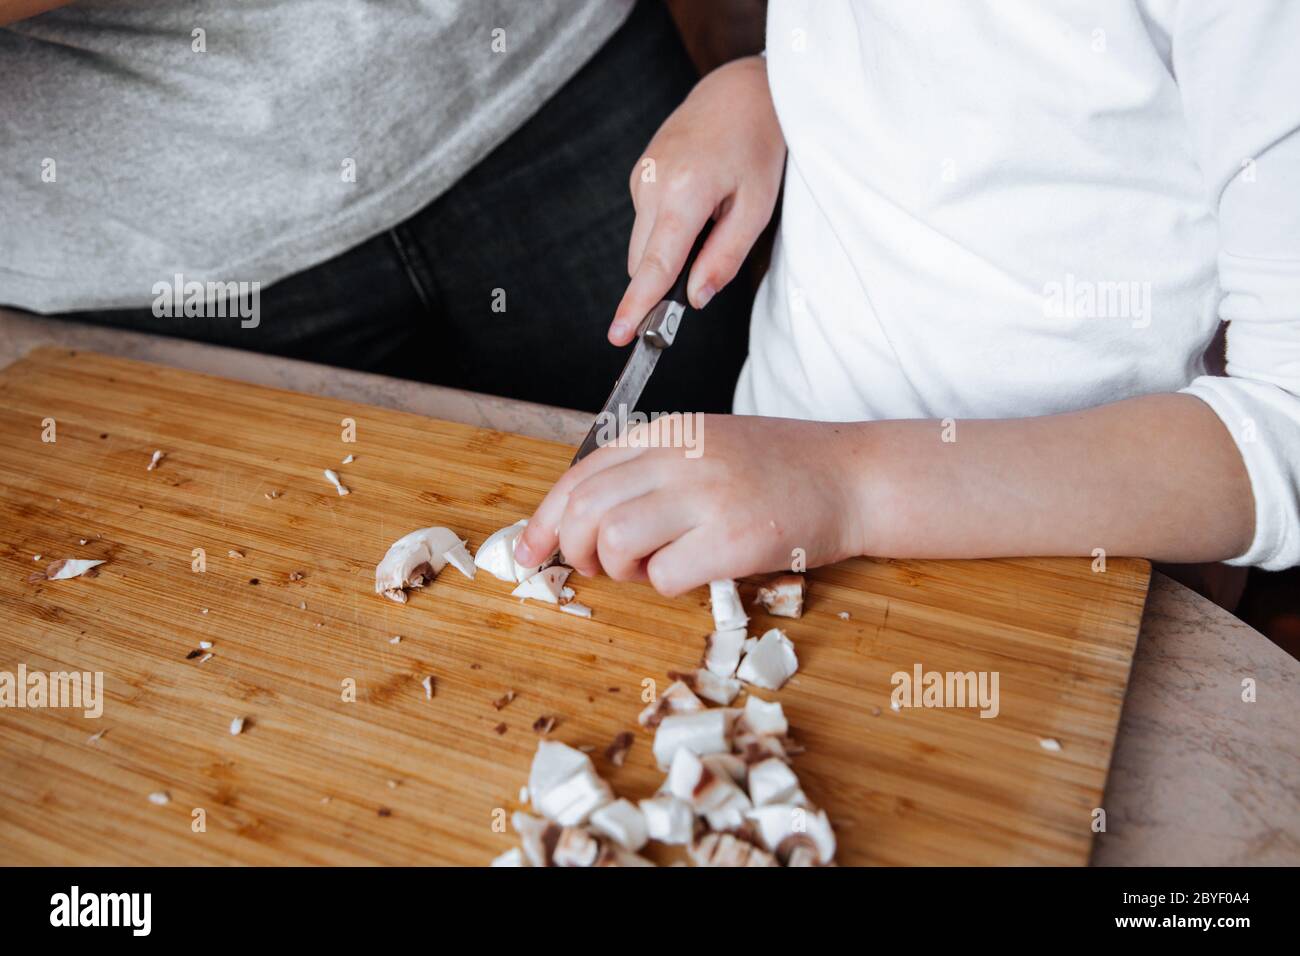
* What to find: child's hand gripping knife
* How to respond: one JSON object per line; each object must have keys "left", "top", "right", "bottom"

{"left": 513, "top": 415, "right": 876, "bottom": 596}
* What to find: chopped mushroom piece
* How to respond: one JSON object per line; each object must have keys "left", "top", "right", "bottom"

{"left": 33, "top": 559, "right": 105, "bottom": 581}
{"left": 708, "top": 579, "right": 748, "bottom": 631}
{"left": 589, "top": 798, "right": 648, "bottom": 852}
{"left": 511, "top": 812, "right": 557, "bottom": 867}
{"left": 738, "top": 696, "right": 789, "bottom": 737}
{"left": 374, "top": 526, "right": 468, "bottom": 602}
{"left": 323, "top": 468, "right": 349, "bottom": 496}
{"left": 652, "top": 709, "right": 736, "bottom": 770}
{"left": 702, "top": 753, "right": 748, "bottom": 785}
{"left": 735, "top": 628, "right": 799, "bottom": 690}
{"left": 147, "top": 450, "right": 164, "bottom": 471}
{"left": 228, "top": 550, "right": 244, "bottom": 559}
{"left": 528, "top": 741, "right": 614, "bottom": 826}
{"left": 341, "top": 453, "right": 354, "bottom": 465}
{"left": 422, "top": 676, "right": 435, "bottom": 700}
{"left": 637, "top": 680, "right": 704, "bottom": 729}
{"left": 511, "top": 565, "right": 573, "bottom": 604}
{"left": 229, "top": 717, "right": 245, "bottom": 736}
{"left": 560, "top": 602, "right": 593, "bottom": 618}
{"left": 745, "top": 804, "right": 836, "bottom": 865}
{"left": 690, "top": 832, "right": 779, "bottom": 867}
{"left": 666, "top": 749, "right": 753, "bottom": 819}
{"left": 552, "top": 826, "right": 604, "bottom": 867}
{"left": 1039, "top": 737, "right": 1062, "bottom": 752}
{"left": 148, "top": 791, "right": 170, "bottom": 805}
{"left": 637, "top": 795, "right": 695, "bottom": 845}
{"left": 668, "top": 668, "right": 742, "bottom": 706}
{"left": 837, "top": 611, "right": 851, "bottom": 621}
{"left": 755, "top": 574, "right": 805, "bottom": 618}
{"left": 747, "top": 757, "right": 804, "bottom": 807}
{"left": 493, "top": 690, "right": 516, "bottom": 711}
{"left": 442, "top": 540, "right": 476, "bottom": 580}
{"left": 702, "top": 627, "right": 747, "bottom": 678}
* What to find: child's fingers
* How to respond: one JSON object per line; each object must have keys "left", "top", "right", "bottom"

{"left": 644, "top": 524, "right": 758, "bottom": 597}
{"left": 553, "top": 460, "right": 664, "bottom": 576}
{"left": 687, "top": 192, "right": 771, "bottom": 309}
{"left": 608, "top": 200, "right": 713, "bottom": 345}
{"left": 595, "top": 490, "right": 699, "bottom": 582}
{"left": 514, "top": 444, "right": 648, "bottom": 566}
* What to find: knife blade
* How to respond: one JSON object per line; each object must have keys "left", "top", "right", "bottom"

{"left": 571, "top": 225, "right": 711, "bottom": 466}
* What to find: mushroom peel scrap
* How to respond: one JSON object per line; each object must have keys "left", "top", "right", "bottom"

{"left": 374, "top": 526, "right": 474, "bottom": 603}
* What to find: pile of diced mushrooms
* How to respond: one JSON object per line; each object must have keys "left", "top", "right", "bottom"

{"left": 375, "top": 522, "right": 832, "bottom": 867}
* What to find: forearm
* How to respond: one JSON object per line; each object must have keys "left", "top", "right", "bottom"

{"left": 848, "top": 393, "right": 1256, "bottom": 563}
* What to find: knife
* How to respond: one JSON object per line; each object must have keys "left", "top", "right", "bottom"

{"left": 571, "top": 226, "right": 711, "bottom": 465}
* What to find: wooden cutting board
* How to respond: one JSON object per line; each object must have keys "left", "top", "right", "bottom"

{"left": 0, "top": 348, "right": 1149, "bottom": 866}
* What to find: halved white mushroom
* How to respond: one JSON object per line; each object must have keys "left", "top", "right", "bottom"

{"left": 746, "top": 757, "right": 804, "bottom": 807}
{"left": 374, "top": 526, "right": 470, "bottom": 602}
{"left": 652, "top": 709, "right": 737, "bottom": 770}
{"left": 755, "top": 573, "right": 805, "bottom": 618}
{"left": 510, "top": 565, "right": 572, "bottom": 604}
{"left": 37, "top": 559, "right": 105, "bottom": 581}
{"left": 709, "top": 579, "right": 748, "bottom": 631}
{"left": 735, "top": 628, "right": 799, "bottom": 690}
{"left": 637, "top": 795, "right": 695, "bottom": 845}
{"left": 588, "top": 798, "right": 648, "bottom": 852}
{"left": 745, "top": 804, "right": 836, "bottom": 865}
{"left": 690, "top": 831, "right": 779, "bottom": 867}
{"left": 473, "top": 519, "right": 555, "bottom": 583}
{"left": 702, "top": 627, "right": 747, "bottom": 678}
{"left": 668, "top": 668, "right": 742, "bottom": 706}
{"left": 637, "top": 680, "right": 704, "bottom": 729}
{"left": 738, "top": 695, "right": 789, "bottom": 737}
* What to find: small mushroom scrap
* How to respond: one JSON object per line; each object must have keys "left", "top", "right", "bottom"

{"left": 31, "top": 558, "right": 105, "bottom": 582}
{"left": 709, "top": 579, "right": 748, "bottom": 632}
{"left": 374, "top": 526, "right": 474, "bottom": 603}
{"left": 755, "top": 574, "right": 805, "bottom": 618}
{"left": 510, "top": 565, "right": 572, "bottom": 604}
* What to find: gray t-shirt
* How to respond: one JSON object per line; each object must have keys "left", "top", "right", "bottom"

{"left": 0, "top": 0, "right": 635, "bottom": 312}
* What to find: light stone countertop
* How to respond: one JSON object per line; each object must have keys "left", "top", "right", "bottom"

{"left": 2, "top": 308, "right": 1296, "bottom": 866}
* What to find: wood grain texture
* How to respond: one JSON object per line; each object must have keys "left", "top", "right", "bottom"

{"left": 0, "top": 348, "right": 1149, "bottom": 866}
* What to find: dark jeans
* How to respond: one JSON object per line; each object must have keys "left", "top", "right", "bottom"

{"left": 56, "top": 0, "right": 751, "bottom": 414}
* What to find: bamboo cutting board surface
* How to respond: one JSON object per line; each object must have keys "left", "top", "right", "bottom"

{"left": 0, "top": 348, "right": 1149, "bottom": 866}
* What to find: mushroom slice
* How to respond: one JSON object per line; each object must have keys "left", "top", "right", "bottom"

{"left": 690, "top": 832, "right": 778, "bottom": 868}
{"left": 38, "top": 559, "right": 105, "bottom": 581}
{"left": 490, "top": 847, "right": 528, "bottom": 867}
{"left": 702, "top": 628, "right": 747, "bottom": 678}
{"left": 747, "top": 757, "right": 803, "bottom": 807}
{"left": 755, "top": 573, "right": 805, "bottom": 618}
{"left": 510, "top": 565, "right": 572, "bottom": 604}
{"left": 473, "top": 519, "right": 555, "bottom": 583}
{"left": 551, "top": 826, "right": 603, "bottom": 867}
{"left": 735, "top": 628, "right": 799, "bottom": 690}
{"left": 373, "top": 526, "right": 465, "bottom": 602}
{"left": 589, "top": 798, "right": 648, "bottom": 852}
{"left": 637, "top": 795, "right": 695, "bottom": 845}
{"left": 709, "top": 579, "right": 748, "bottom": 631}
{"left": 738, "top": 695, "right": 789, "bottom": 737}
{"left": 745, "top": 805, "right": 836, "bottom": 865}
{"left": 637, "top": 680, "right": 704, "bottom": 729}
{"left": 652, "top": 709, "right": 737, "bottom": 770}
{"left": 667, "top": 749, "right": 753, "bottom": 820}
{"left": 323, "top": 468, "right": 349, "bottom": 496}
{"left": 668, "top": 668, "right": 741, "bottom": 706}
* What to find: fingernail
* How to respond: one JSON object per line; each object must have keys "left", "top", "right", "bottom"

{"left": 695, "top": 285, "right": 716, "bottom": 308}
{"left": 610, "top": 320, "right": 631, "bottom": 341}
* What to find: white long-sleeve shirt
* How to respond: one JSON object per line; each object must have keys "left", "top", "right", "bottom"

{"left": 736, "top": 0, "right": 1300, "bottom": 570}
